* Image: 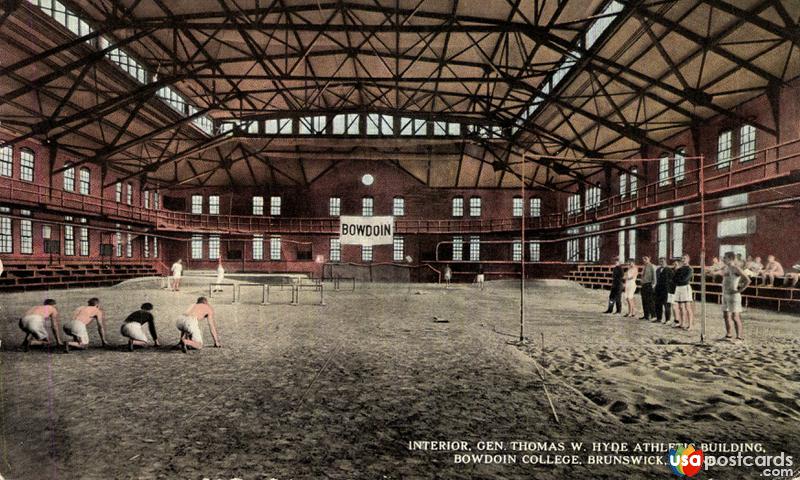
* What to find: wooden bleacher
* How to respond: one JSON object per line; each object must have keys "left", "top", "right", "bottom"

{"left": 565, "top": 264, "right": 800, "bottom": 312}
{"left": 0, "top": 261, "right": 160, "bottom": 292}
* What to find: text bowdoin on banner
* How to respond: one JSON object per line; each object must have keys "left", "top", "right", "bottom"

{"left": 339, "top": 215, "right": 394, "bottom": 245}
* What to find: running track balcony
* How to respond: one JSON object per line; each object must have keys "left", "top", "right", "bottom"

{"left": 0, "top": 137, "right": 799, "bottom": 234}
{"left": 546, "top": 137, "right": 800, "bottom": 230}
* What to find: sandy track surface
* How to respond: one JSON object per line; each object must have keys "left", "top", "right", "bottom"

{"left": 0, "top": 281, "right": 798, "bottom": 479}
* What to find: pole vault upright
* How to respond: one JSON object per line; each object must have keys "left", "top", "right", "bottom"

{"left": 519, "top": 153, "right": 526, "bottom": 343}
{"left": 699, "top": 155, "right": 707, "bottom": 343}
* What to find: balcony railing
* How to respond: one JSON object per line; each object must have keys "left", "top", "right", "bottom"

{"left": 0, "top": 177, "right": 160, "bottom": 224}
{"left": 545, "top": 136, "right": 800, "bottom": 229}
{"left": 1, "top": 136, "right": 799, "bottom": 235}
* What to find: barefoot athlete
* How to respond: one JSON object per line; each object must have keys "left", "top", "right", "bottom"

{"left": 19, "top": 299, "right": 61, "bottom": 350}
{"left": 673, "top": 255, "right": 695, "bottom": 330}
{"left": 176, "top": 297, "right": 221, "bottom": 352}
{"left": 121, "top": 303, "right": 160, "bottom": 351}
{"left": 63, "top": 297, "right": 108, "bottom": 352}
{"left": 170, "top": 259, "right": 183, "bottom": 291}
{"left": 721, "top": 251, "right": 750, "bottom": 342}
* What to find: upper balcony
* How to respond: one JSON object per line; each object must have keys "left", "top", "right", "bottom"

{"left": 1, "top": 137, "right": 799, "bottom": 235}
{"left": 548, "top": 137, "right": 800, "bottom": 230}
{"left": 0, "top": 177, "right": 160, "bottom": 225}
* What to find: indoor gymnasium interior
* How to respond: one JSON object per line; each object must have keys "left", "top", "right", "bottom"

{"left": 1, "top": 1, "right": 799, "bottom": 479}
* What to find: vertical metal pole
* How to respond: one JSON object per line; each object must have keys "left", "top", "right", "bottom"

{"left": 699, "top": 154, "right": 707, "bottom": 343}
{"left": 520, "top": 153, "right": 526, "bottom": 342}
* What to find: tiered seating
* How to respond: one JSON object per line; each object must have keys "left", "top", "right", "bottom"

{"left": 565, "top": 264, "right": 800, "bottom": 312}
{"left": 0, "top": 262, "right": 161, "bottom": 292}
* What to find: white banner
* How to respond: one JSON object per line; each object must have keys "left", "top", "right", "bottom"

{"left": 339, "top": 216, "right": 394, "bottom": 245}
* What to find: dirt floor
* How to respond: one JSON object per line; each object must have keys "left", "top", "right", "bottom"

{"left": 0, "top": 279, "right": 798, "bottom": 479}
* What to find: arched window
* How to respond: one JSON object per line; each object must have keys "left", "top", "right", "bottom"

{"left": 393, "top": 196, "right": 405, "bottom": 216}
{"left": 658, "top": 153, "right": 671, "bottom": 186}
{"left": 63, "top": 164, "right": 75, "bottom": 191}
{"left": 529, "top": 197, "right": 541, "bottom": 217}
{"left": 451, "top": 196, "right": 464, "bottom": 217}
{"left": 512, "top": 196, "right": 523, "bottom": 217}
{"left": 362, "top": 196, "right": 374, "bottom": 216}
{"left": 20, "top": 149, "right": 34, "bottom": 182}
{"left": 674, "top": 147, "right": 686, "bottom": 182}
{"left": 78, "top": 167, "right": 91, "bottom": 195}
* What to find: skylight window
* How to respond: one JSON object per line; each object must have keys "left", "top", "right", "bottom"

{"left": 517, "top": 1, "right": 623, "bottom": 126}
{"left": 265, "top": 118, "right": 292, "bottom": 134}
{"left": 400, "top": 117, "right": 427, "bottom": 136}
{"left": 333, "top": 114, "right": 360, "bottom": 135}
{"left": 157, "top": 86, "right": 188, "bottom": 115}
{"left": 299, "top": 115, "right": 327, "bottom": 135}
{"left": 189, "top": 106, "right": 214, "bottom": 135}
{"left": 366, "top": 114, "right": 394, "bottom": 135}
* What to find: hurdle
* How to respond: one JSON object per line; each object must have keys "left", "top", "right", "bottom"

{"left": 236, "top": 283, "right": 268, "bottom": 305}
{"left": 208, "top": 283, "right": 236, "bottom": 302}
{"left": 160, "top": 275, "right": 171, "bottom": 289}
{"left": 262, "top": 283, "right": 299, "bottom": 306}
{"left": 332, "top": 275, "right": 356, "bottom": 291}
{"left": 297, "top": 283, "right": 326, "bottom": 306}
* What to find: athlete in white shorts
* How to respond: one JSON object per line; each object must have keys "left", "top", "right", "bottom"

{"left": 121, "top": 303, "right": 159, "bottom": 351}
{"left": 176, "top": 297, "right": 220, "bottom": 352}
{"left": 19, "top": 299, "right": 61, "bottom": 350}
{"left": 672, "top": 255, "right": 695, "bottom": 330}
{"left": 170, "top": 259, "right": 183, "bottom": 291}
{"left": 64, "top": 298, "right": 108, "bottom": 352}
{"left": 721, "top": 252, "right": 750, "bottom": 342}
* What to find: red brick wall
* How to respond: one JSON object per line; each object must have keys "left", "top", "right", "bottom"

{"left": 0, "top": 133, "right": 161, "bottom": 264}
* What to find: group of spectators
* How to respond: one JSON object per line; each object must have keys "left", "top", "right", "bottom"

{"left": 604, "top": 254, "right": 697, "bottom": 329}
{"left": 705, "top": 254, "right": 800, "bottom": 288}
{"left": 603, "top": 252, "right": 749, "bottom": 342}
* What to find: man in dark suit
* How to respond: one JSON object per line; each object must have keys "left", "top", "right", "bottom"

{"left": 654, "top": 257, "right": 675, "bottom": 323}
{"left": 604, "top": 256, "right": 624, "bottom": 314}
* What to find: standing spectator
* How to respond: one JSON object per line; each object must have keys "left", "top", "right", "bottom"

{"left": 604, "top": 257, "right": 624, "bottom": 314}
{"left": 623, "top": 259, "right": 639, "bottom": 318}
{"left": 673, "top": 255, "right": 695, "bottom": 330}
{"left": 170, "top": 259, "right": 183, "bottom": 291}
{"left": 212, "top": 258, "right": 225, "bottom": 293}
{"left": 443, "top": 265, "right": 452, "bottom": 289}
{"left": 670, "top": 258, "right": 682, "bottom": 327}
{"left": 762, "top": 255, "right": 784, "bottom": 286}
{"left": 639, "top": 256, "right": 656, "bottom": 320}
{"left": 721, "top": 252, "right": 750, "bottom": 342}
{"left": 654, "top": 257, "right": 674, "bottom": 324}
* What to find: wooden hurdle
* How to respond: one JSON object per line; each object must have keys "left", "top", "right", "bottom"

{"left": 333, "top": 275, "right": 356, "bottom": 291}
{"left": 208, "top": 283, "right": 237, "bottom": 302}
{"left": 297, "top": 283, "right": 326, "bottom": 306}
{"left": 236, "top": 283, "right": 268, "bottom": 305}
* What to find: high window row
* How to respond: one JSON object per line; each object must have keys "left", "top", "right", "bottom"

{"left": 29, "top": 0, "right": 214, "bottom": 135}
{"left": 220, "top": 114, "right": 506, "bottom": 139}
